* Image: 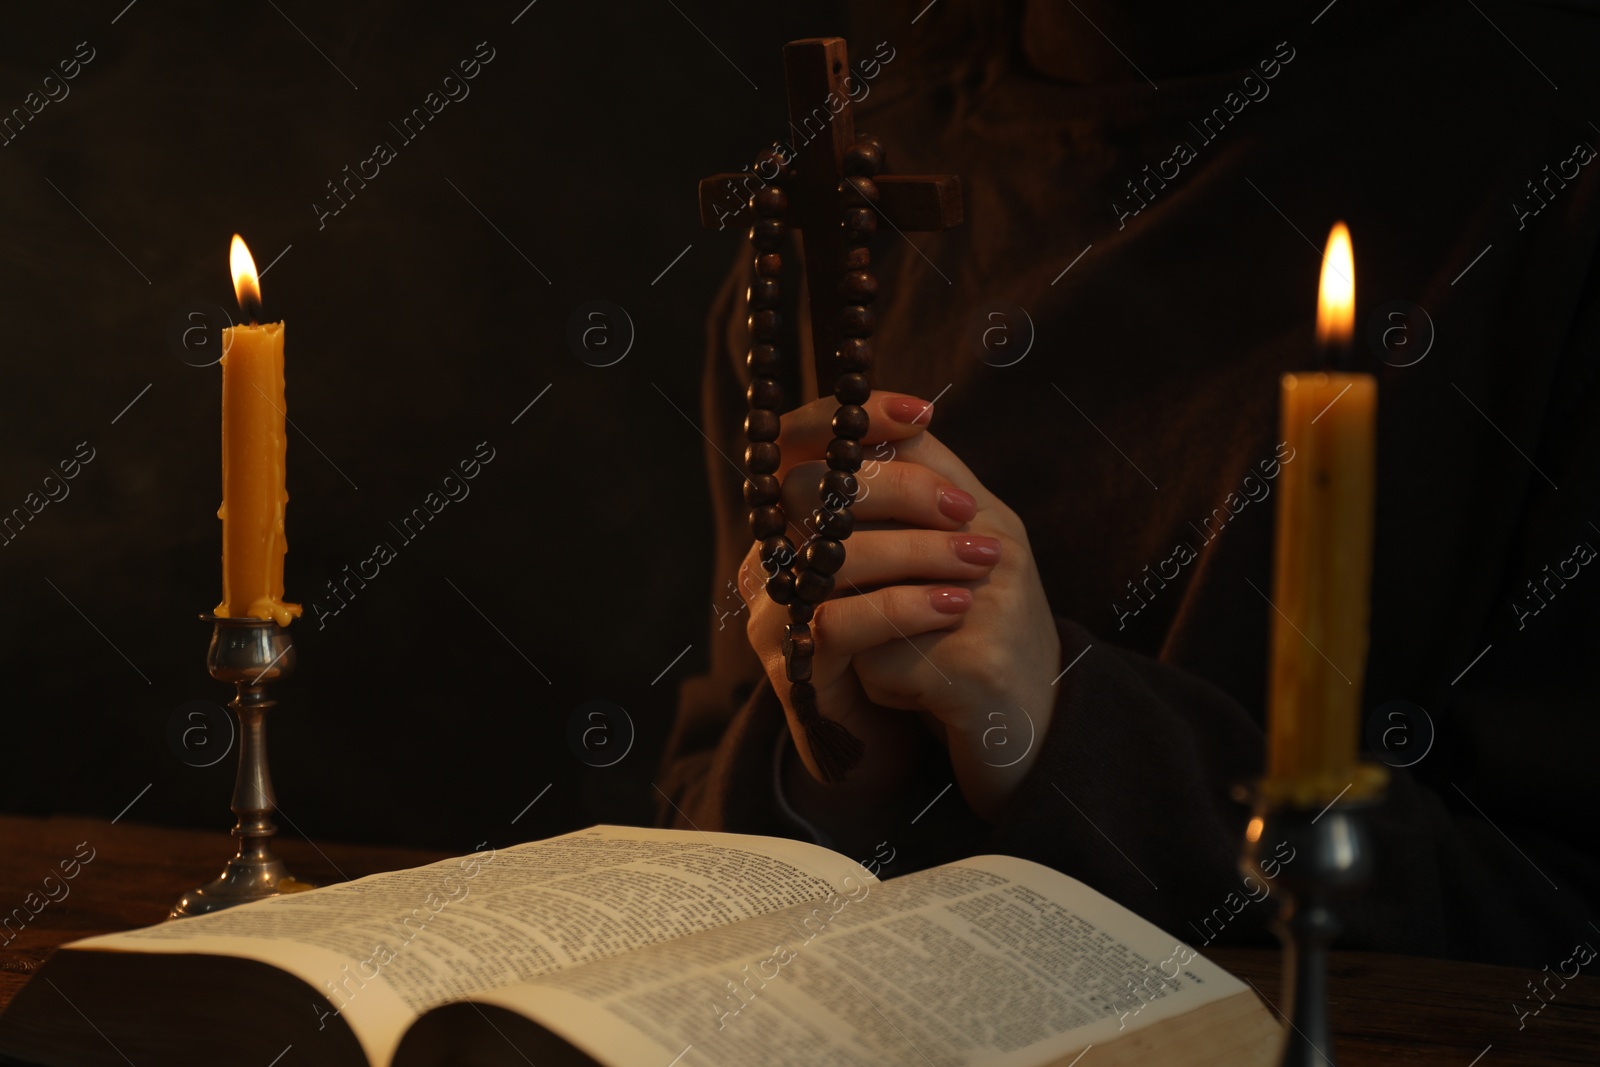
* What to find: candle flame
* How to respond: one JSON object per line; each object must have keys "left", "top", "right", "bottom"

{"left": 1316, "top": 221, "right": 1355, "bottom": 347}
{"left": 230, "top": 234, "right": 262, "bottom": 323}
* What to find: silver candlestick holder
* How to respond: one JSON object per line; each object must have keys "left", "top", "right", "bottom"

{"left": 1238, "top": 767, "right": 1387, "bottom": 1067}
{"left": 171, "top": 616, "right": 310, "bottom": 919}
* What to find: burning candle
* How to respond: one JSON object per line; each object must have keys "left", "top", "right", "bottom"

{"left": 215, "top": 235, "right": 301, "bottom": 626}
{"left": 1265, "top": 222, "right": 1378, "bottom": 802}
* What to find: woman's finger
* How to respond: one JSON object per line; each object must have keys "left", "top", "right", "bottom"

{"left": 781, "top": 459, "right": 979, "bottom": 534}
{"left": 772, "top": 391, "right": 934, "bottom": 476}
{"left": 811, "top": 583, "right": 972, "bottom": 659}
{"left": 830, "top": 529, "right": 1001, "bottom": 590}
{"left": 875, "top": 429, "right": 997, "bottom": 507}
{"left": 742, "top": 532, "right": 977, "bottom": 636}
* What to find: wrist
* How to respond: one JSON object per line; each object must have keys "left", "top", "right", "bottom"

{"left": 948, "top": 694, "right": 1055, "bottom": 822}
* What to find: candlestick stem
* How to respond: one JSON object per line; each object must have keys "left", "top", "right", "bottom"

{"left": 171, "top": 617, "right": 308, "bottom": 919}
{"left": 1240, "top": 778, "right": 1383, "bottom": 1066}
{"left": 230, "top": 677, "right": 280, "bottom": 864}
{"left": 1277, "top": 877, "right": 1338, "bottom": 1065}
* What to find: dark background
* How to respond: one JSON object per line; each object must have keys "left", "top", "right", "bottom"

{"left": 0, "top": 0, "right": 847, "bottom": 853}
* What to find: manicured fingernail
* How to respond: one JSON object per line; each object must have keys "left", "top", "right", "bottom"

{"left": 930, "top": 587, "right": 973, "bottom": 613}
{"left": 937, "top": 485, "right": 977, "bottom": 520}
{"left": 952, "top": 535, "right": 1001, "bottom": 564}
{"left": 884, "top": 396, "right": 934, "bottom": 425}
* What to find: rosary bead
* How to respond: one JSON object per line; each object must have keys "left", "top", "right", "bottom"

{"left": 804, "top": 537, "right": 846, "bottom": 575}
{"left": 747, "top": 277, "right": 781, "bottom": 310}
{"left": 796, "top": 568, "right": 836, "bottom": 602}
{"left": 821, "top": 469, "right": 859, "bottom": 504}
{"left": 840, "top": 175, "right": 880, "bottom": 204}
{"left": 842, "top": 207, "right": 878, "bottom": 239}
{"left": 747, "top": 377, "right": 783, "bottom": 411}
{"left": 743, "top": 474, "right": 781, "bottom": 506}
{"left": 839, "top": 305, "right": 875, "bottom": 338}
{"left": 749, "top": 505, "right": 785, "bottom": 540}
{"left": 740, "top": 145, "right": 887, "bottom": 726}
{"left": 782, "top": 622, "right": 815, "bottom": 659}
{"left": 813, "top": 505, "right": 854, "bottom": 539}
{"left": 835, "top": 337, "right": 873, "bottom": 372}
{"left": 752, "top": 186, "right": 788, "bottom": 218}
{"left": 843, "top": 138, "right": 884, "bottom": 177}
{"left": 832, "top": 404, "right": 870, "bottom": 440}
{"left": 747, "top": 309, "right": 783, "bottom": 342}
{"left": 760, "top": 534, "right": 797, "bottom": 573}
{"left": 744, "top": 408, "right": 780, "bottom": 441}
{"left": 745, "top": 441, "right": 780, "bottom": 473}
{"left": 825, "top": 438, "right": 862, "bottom": 470}
{"left": 766, "top": 570, "right": 796, "bottom": 605}
{"left": 750, "top": 218, "right": 787, "bottom": 251}
{"left": 755, "top": 144, "right": 793, "bottom": 177}
{"left": 839, "top": 270, "right": 878, "bottom": 304}
{"left": 834, "top": 372, "right": 871, "bottom": 405}
{"left": 747, "top": 343, "right": 782, "bottom": 376}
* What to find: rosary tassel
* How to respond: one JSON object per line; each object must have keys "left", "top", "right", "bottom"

{"left": 790, "top": 682, "right": 864, "bottom": 783}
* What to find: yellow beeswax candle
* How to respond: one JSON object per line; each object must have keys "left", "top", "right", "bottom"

{"left": 1266, "top": 222, "right": 1377, "bottom": 803}
{"left": 215, "top": 235, "right": 300, "bottom": 626}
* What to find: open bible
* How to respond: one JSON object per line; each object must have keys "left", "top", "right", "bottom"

{"left": 0, "top": 826, "right": 1280, "bottom": 1067}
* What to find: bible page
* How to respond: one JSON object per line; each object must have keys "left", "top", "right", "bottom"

{"left": 455, "top": 854, "right": 1254, "bottom": 1067}
{"left": 66, "top": 825, "right": 871, "bottom": 1067}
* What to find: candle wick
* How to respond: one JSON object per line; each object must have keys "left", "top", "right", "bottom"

{"left": 1319, "top": 339, "right": 1353, "bottom": 374}
{"left": 239, "top": 294, "right": 263, "bottom": 327}
{"left": 1332, "top": 340, "right": 1353, "bottom": 373}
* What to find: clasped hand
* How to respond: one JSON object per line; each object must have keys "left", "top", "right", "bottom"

{"left": 737, "top": 391, "right": 1061, "bottom": 821}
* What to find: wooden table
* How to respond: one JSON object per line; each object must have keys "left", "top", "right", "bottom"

{"left": 1, "top": 814, "right": 1596, "bottom": 1064}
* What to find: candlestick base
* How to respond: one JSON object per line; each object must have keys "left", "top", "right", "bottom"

{"left": 171, "top": 616, "right": 312, "bottom": 919}
{"left": 1239, "top": 768, "right": 1387, "bottom": 1067}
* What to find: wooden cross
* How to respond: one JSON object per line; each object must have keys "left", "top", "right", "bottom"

{"left": 698, "top": 37, "right": 963, "bottom": 399}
